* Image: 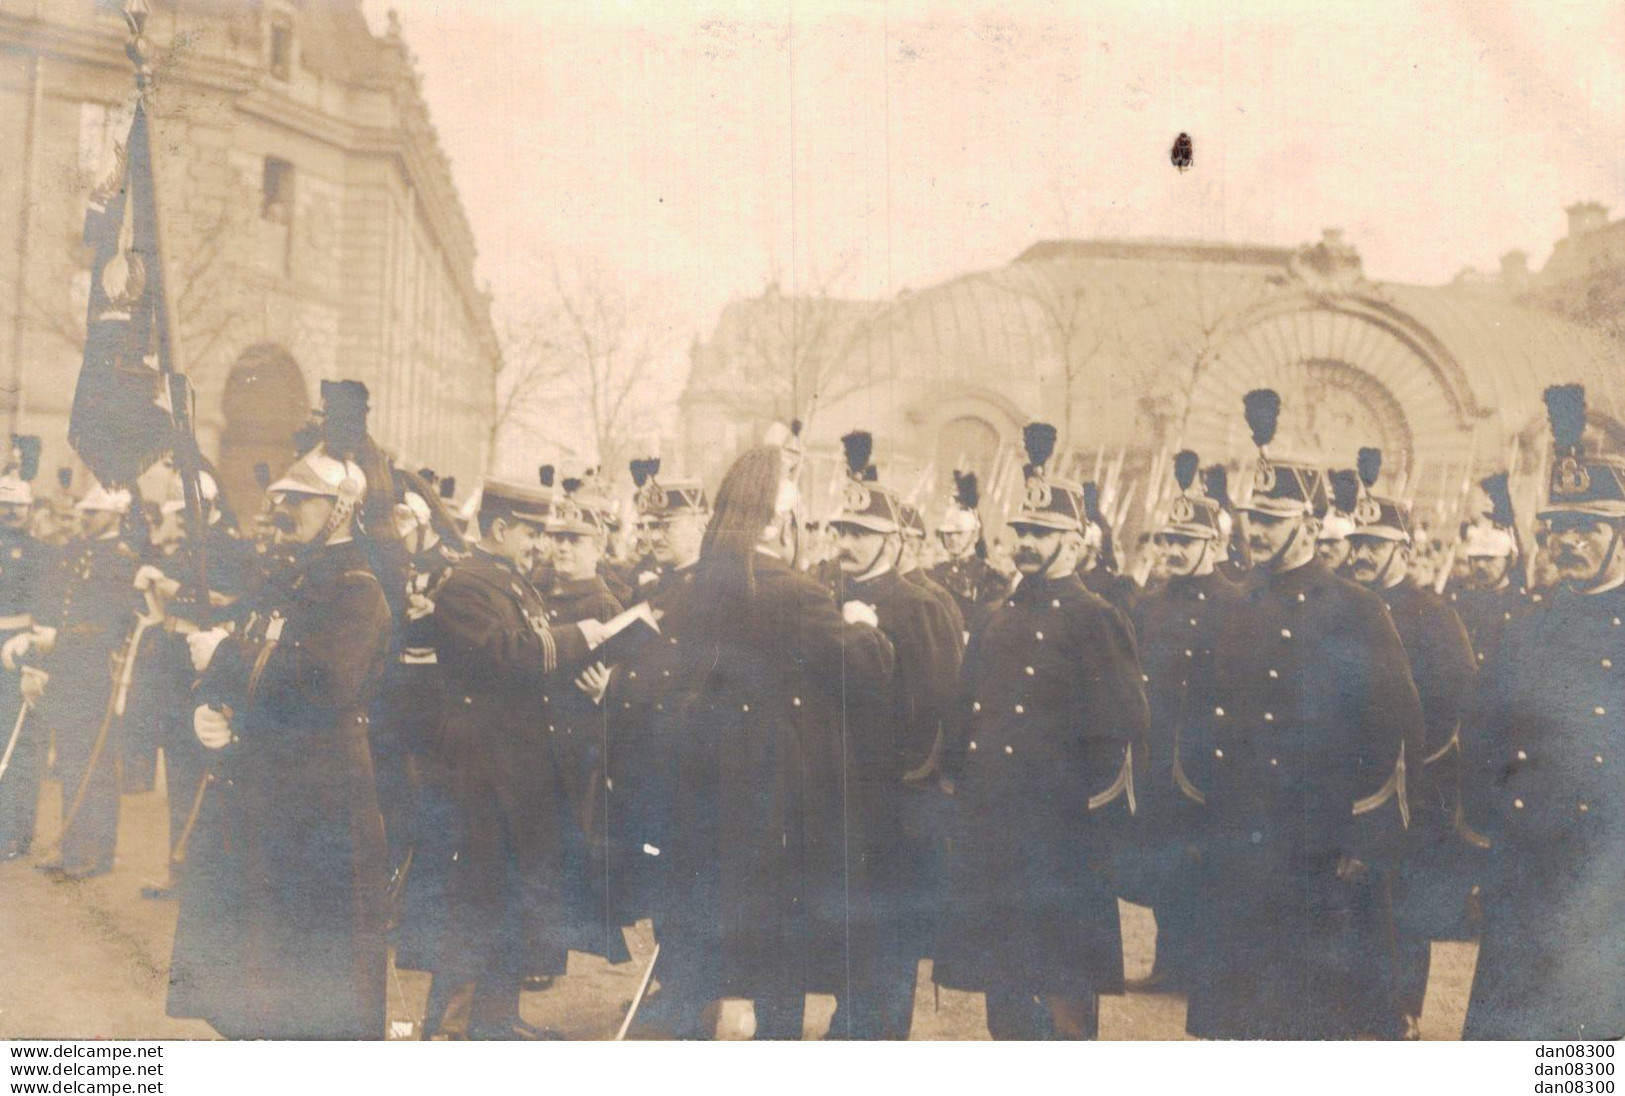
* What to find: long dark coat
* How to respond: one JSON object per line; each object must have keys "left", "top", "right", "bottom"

{"left": 0, "top": 528, "right": 51, "bottom": 853}
{"left": 657, "top": 550, "right": 895, "bottom": 1005}
{"left": 840, "top": 567, "right": 962, "bottom": 1032}
{"left": 167, "top": 540, "right": 393, "bottom": 1039}
{"left": 396, "top": 547, "right": 590, "bottom": 983}
{"left": 540, "top": 573, "right": 627, "bottom": 964}
{"left": 1465, "top": 585, "right": 1625, "bottom": 1040}
{"left": 927, "top": 554, "right": 1009, "bottom": 640}
{"left": 935, "top": 570, "right": 1149, "bottom": 1000}
{"left": 1123, "top": 570, "right": 1240, "bottom": 908}
{"left": 1181, "top": 557, "right": 1424, "bottom": 1039}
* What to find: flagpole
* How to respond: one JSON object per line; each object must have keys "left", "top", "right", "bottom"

{"left": 125, "top": 0, "right": 211, "bottom": 620}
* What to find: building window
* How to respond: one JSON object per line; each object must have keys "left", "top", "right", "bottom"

{"left": 262, "top": 157, "right": 295, "bottom": 223}
{"left": 269, "top": 15, "right": 293, "bottom": 81}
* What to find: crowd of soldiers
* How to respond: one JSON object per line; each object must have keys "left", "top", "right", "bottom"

{"left": 0, "top": 377, "right": 1618, "bottom": 1042}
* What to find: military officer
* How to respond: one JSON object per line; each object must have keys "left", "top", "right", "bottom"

{"left": 828, "top": 432, "right": 962, "bottom": 1038}
{"left": 935, "top": 422, "right": 1149, "bottom": 1040}
{"left": 1465, "top": 385, "right": 1625, "bottom": 1039}
{"left": 7, "top": 480, "right": 140, "bottom": 879}
{"left": 1182, "top": 389, "right": 1424, "bottom": 1040}
{"left": 929, "top": 471, "right": 1008, "bottom": 641}
{"left": 602, "top": 461, "right": 708, "bottom": 945}
{"left": 1081, "top": 482, "right": 1140, "bottom": 617}
{"left": 1344, "top": 447, "right": 1477, "bottom": 1038}
{"left": 403, "top": 476, "right": 609, "bottom": 1039}
{"left": 167, "top": 429, "right": 395, "bottom": 1039}
{"left": 1452, "top": 472, "right": 1530, "bottom": 675}
{"left": 0, "top": 439, "right": 51, "bottom": 860}
{"left": 1123, "top": 450, "right": 1241, "bottom": 994}
{"left": 538, "top": 474, "right": 628, "bottom": 970}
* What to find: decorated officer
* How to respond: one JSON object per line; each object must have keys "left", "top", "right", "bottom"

{"left": 1123, "top": 449, "right": 1242, "bottom": 993}
{"left": 935, "top": 421, "right": 1149, "bottom": 1039}
{"left": 1465, "top": 384, "right": 1625, "bottom": 1039}
{"left": 1183, "top": 389, "right": 1423, "bottom": 1040}
{"left": 1344, "top": 446, "right": 1477, "bottom": 1038}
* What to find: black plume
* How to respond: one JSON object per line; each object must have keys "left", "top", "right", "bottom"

{"left": 320, "top": 380, "right": 371, "bottom": 459}
{"left": 1357, "top": 447, "right": 1382, "bottom": 489}
{"left": 252, "top": 462, "right": 271, "bottom": 490}
{"left": 538, "top": 464, "right": 555, "bottom": 488}
{"left": 1083, "top": 481, "right": 1105, "bottom": 525}
{"left": 1328, "top": 468, "right": 1360, "bottom": 513}
{"left": 790, "top": 419, "right": 803, "bottom": 437}
{"left": 629, "top": 458, "right": 654, "bottom": 487}
{"left": 1173, "top": 449, "right": 1199, "bottom": 492}
{"left": 562, "top": 476, "right": 582, "bottom": 495}
{"left": 11, "top": 436, "right": 40, "bottom": 482}
{"left": 1023, "top": 422, "right": 1057, "bottom": 475}
{"left": 841, "top": 431, "right": 873, "bottom": 477}
{"left": 862, "top": 465, "right": 878, "bottom": 482}
{"left": 1480, "top": 471, "right": 1515, "bottom": 527}
{"left": 1243, "top": 389, "right": 1281, "bottom": 448}
{"left": 440, "top": 475, "right": 457, "bottom": 499}
{"left": 1544, "top": 384, "right": 1587, "bottom": 454}
{"left": 1202, "top": 464, "right": 1231, "bottom": 509}
{"left": 953, "top": 470, "right": 979, "bottom": 510}
{"left": 417, "top": 466, "right": 438, "bottom": 486}
{"left": 648, "top": 457, "right": 661, "bottom": 478}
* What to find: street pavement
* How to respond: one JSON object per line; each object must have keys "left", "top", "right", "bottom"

{"left": 0, "top": 765, "right": 1477, "bottom": 1040}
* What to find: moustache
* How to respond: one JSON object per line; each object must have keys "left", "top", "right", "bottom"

{"left": 1012, "top": 548, "right": 1044, "bottom": 564}
{"left": 1554, "top": 551, "right": 1588, "bottom": 565}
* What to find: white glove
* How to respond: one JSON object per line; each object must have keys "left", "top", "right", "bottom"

{"left": 406, "top": 592, "right": 436, "bottom": 622}
{"left": 193, "top": 705, "right": 232, "bottom": 750}
{"left": 188, "top": 627, "right": 230, "bottom": 674}
{"left": 841, "top": 600, "right": 879, "bottom": 628}
{"left": 133, "top": 564, "right": 165, "bottom": 592}
{"left": 574, "top": 661, "right": 611, "bottom": 705}
{"left": 709, "top": 998, "right": 758, "bottom": 1041}
{"left": 18, "top": 666, "right": 46, "bottom": 706}
{"left": 577, "top": 617, "right": 610, "bottom": 650}
{"left": 1, "top": 631, "right": 32, "bottom": 672}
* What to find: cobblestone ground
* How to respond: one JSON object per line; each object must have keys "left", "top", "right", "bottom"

{"left": 0, "top": 772, "right": 1477, "bottom": 1040}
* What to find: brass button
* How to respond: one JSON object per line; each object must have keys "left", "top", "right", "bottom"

{"left": 1281, "top": 628, "right": 1292, "bottom": 638}
{"left": 1595, "top": 754, "right": 1604, "bottom": 764}
{"left": 1184, "top": 649, "right": 1193, "bottom": 658}
{"left": 968, "top": 741, "right": 978, "bottom": 752}
{"left": 1014, "top": 704, "right": 1025, "bottom": 714}
{"left": 1035, "top": 631, "right": 1044, "bottom": 640}
{"left": 1517, "top": 750, "right": 1528, "bottom": 760}
{"left": 1268, "top": 669, "right": 1278, "bottom": 679}
{"left": 1269, "top": 758, "right": 1279, "bottom": 766}
{"left": 1004, "top": 745, "right": 1014, "bottom": 755}
{"left": 1603, "top": 659, "right": 1613, "bottom": 669}
{"left": 1513, "top": 798, "right": 1524, "bottom": 809}
{"left": 1026, "top": 666, "right": 1035, "bottom": 675}
{"left": 1579, "top": 803, "right": 1590, "bottom": 813}
{"left": 1296, "top": 593, "right": 1306, "bottom": 603}
{"left": 1215, "top": 706, "right": 1225, "bottom": 717}
{"left": 1189, "top": 618, "right": 1198, "bottom": 627}
{"left": 1051, "top": 599, "right": 1060, "bottom": 609}
{"left": 742, "top": 704, "right": 750, "bottom": 712}
{"left": 1263, "top": 712, "right": 1274, "bottom": 722}
{"left": 1596, "top": 707, "right": 1607, "bottom": 716}
{"left": 792, "top": 697, "right": 801, "bottom": 707}
{"left": 972, "top": 701, "right": 981, "bottom": 712}
{"left": 1214, "top": 748, "right": 1224, "bottom": 758}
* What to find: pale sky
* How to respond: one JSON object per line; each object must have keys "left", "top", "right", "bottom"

{"left": 362, "top": 0, "right": 1625, "bottom": 341}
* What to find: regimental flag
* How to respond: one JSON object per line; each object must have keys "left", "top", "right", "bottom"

{"left": 68, "top": 101, "right": 176, "bottom": 487}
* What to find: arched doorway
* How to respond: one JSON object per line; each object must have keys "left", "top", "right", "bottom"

{"left": 217, "top": 344, "right": 310, "bottom": 518}
{"left": 935, "top": 414, "right": 1002, "bottom": 505}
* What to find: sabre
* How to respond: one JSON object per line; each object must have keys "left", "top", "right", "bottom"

{"left": 0, "top": 697, "right": 31, "bottom": 784}
{"left": 614, "top": 943, "right": 661, "bottom": 1041}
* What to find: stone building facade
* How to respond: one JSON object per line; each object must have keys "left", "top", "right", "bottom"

{"left": 0, "top": 0, "right": 499, "bottom": 512}
{"left": 681, "top": 228, "right": 1625, "bottom": 545}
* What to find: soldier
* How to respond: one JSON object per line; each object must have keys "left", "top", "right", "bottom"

{"left": 6, "top": 480, "right": 140, "bottom": 879}
{"left": 935, "top": 422, "right": 1149, "bottom": 1040}
{"left": 827, "top": 432, "right": 961, "bottom": 1038}
{"left": 1182, "top": 389, "right": 1424, "bottom": 1040}
{"left": 0, "top": 439, "right": 52, "bottom": 860}
{"left": 897, "top": 500, "right": 966, "bottom": 641}
{"left": 402, "top": 476, "right": 608, "bottom": 1039}
{"left": 1451, "top": 472, "right": 1529, "bottom": 675}
{"left": 540, "top": 473, "right": 628, "bottom": 972}
{"left": 130, "top": 466, "right": 262, "bottom": 900}
{"left": 1344, "top": 447, "right": 1477, "bottom": 1038}
{"left": 929, "top": 471, "right": 1008, "bottom": 640}
{"left": 655, "top": 443, "right": 894, "bottom": 1039}
{"left": 1123, "top": 450, "right": 1241, "bottom": 994}
{"left": 602, "top": 460, "right": 709, "bottom": 947}
{"left": 1465, "top": 384, "right": 1625, "bottom": 1039}
{"left": 525, "top": 464, "right": 557, "bottom": 591}
{"left": 1202, "top": 463, "right": 1251, "bottom": 581}
{"left": 370, "top": 470, "right": 465, "bottom": 917}
{"left": 1316, "top": 468, "right": 1359, "bottom": 574}
{"left": 167, "top": 416, "right": 397, "bottom": 1039}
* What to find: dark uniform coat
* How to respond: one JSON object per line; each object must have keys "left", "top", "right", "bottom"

{"left": 657, "top": 550, "right": 895, "bottom": 1010}
{"left": 541, "top": 573, "right": 627, "bottom": 963}
{"left": 1451, "top": 579, "right": 1533, "bottom": 831}
{"left": 935, "top": 570, "right": 1149, "bottom": 1000}
{"left": 903, "top": 567, "right": 965, "bottom": 644}
{"left": 1124, "top": 570, "right": 1241, "bottom": 970}
{"left": 36, "top": 535, "right": 138, "bottom": 874}
{"left": 928, "top": 553, "right": 1009, "bottom": 639}
{"left": 167, "top": 540, "right": 393, "bottom": 1039}
{"left": 841, "top": 567, "right": 962, "bottom": 1036}
{"left": 1182, "top": 557, "right": 1425, "bottom": 1039}
{"left": 396, "top": 546, "right": 591, "bottom": 994}
{"left": 0, "top": 528, "right": 51, "bottom": 855}
{"left": 1465, "top": 585, "right": 1625, "bottom": 1040}
{"left": 1083, "top": 565, "right": 1140, "bottom": 620}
